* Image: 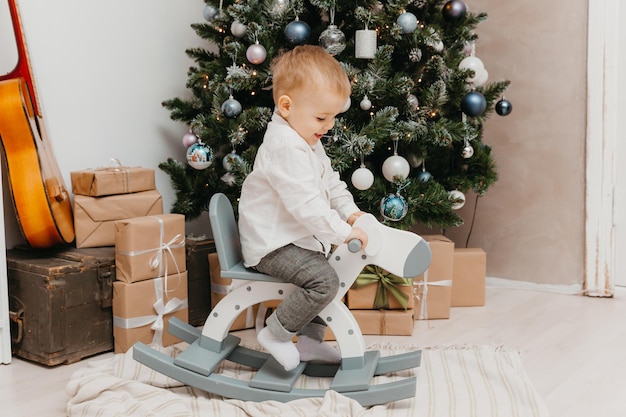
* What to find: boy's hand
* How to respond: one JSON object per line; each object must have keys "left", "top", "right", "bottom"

{"left": 345, "top": 226, "right": 368, "bottom": 249}
{"left": 347, "top": 211, "right": 366, "bottom": 225}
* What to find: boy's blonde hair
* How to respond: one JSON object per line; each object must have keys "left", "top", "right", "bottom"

{"left": 270, "top": 45, "right": 351, "bottom": 103}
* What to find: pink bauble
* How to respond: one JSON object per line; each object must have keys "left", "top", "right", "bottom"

{"left": 246, "top": 43, "right": 267, "bottom": 65}
{"left": 182, "top": 132, "right": 198, "bottom": 148}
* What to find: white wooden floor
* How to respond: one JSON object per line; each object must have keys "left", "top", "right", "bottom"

{"left": 1, "top": 285, "right": 625, "bottom": 417}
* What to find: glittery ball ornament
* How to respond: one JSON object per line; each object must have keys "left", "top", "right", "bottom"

{"left": 319, "top": 25, "right": 346, "bottom": 55}
{"left": 221, "top": 96, "right": 242, "bottom": 118}
{"left": 285, "top": 19, "right": 311, "bottom": 45}
{"left": 246, "top": 43, "right": 267, "bottom": 65}
{"left": 462, "top": 144, "right": 474, "bottom": 158}
{"left": 397, "top": 12, "right": 418, "bottom": 34}
{"left": 186, "top": 141, "right": 214, "bottom": 170}
{"left": 380, "top": 193, "right": 408, "bottom": 221}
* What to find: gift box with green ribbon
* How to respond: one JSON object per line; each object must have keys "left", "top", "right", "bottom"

{"left": 347, "top": 265, "right": 414, "bottom": 310}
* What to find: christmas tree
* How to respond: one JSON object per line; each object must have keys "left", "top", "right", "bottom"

{"left": 160, "top": 0, "right": 511, "bottom": 229}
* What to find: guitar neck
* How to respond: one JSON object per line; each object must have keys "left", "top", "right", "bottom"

{"left": 0, "top": 0, "right": 41, "bottom": 115}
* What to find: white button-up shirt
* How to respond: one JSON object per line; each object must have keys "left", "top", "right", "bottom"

{"left": 238, "top": 113, "right": 360, "bottom": 267}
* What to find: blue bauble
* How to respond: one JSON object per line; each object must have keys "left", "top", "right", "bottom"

{"left": 495, "top": 98, "right": 513, "bottom": 116}
{"left": 397, "top": 12, "right": 418, "bottom": 34}
{"left": 380, "top": 193, "right": 408, "bottom": 222}
{"left": 417, "top": 170, "right": 432, "bottom": 182}
{"left": 460, "top": 91, "right": 487, "bottom": 117}
{"left": 221, "top": 97, "right": 242, "bottom": 118}
{"left": 285, "top": 19, "right": 311, "bottom": 45}
{"left": 202, "top": 4, "right": 219, "bottom": 22}
{"left": 222, "top": 151, "right": 243, "bottom": 171}
{"left": 186, "top": 142, "right": 214, "bottom": 170}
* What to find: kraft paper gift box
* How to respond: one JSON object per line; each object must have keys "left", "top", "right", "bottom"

{"left": 73, "top": 189, "right": 163, "bottom": 248}
{"left": 347, "top": 265, "right": 414, "bottom": 310}
{"left": 115, "top": 214, "right": 186, "bottom": 283}
{"left": 208, "top": 253, "right": 258, "bottom": 331}
{"left": 413, "top": 276, "right": 453, "bottom": 319}
{"left": 412, "top": 234, "right": 454, "bottom": 320}
{"left": 71, "top": 164, "right": 155, "bottom": 197}
{"left": 112, "top": 271, "right": 188, "bottom": 353}
{"left": 451, "top": 248, "right": 486, "bottom": 307}
{"left": 351, "top": 309, "right": 414, "bottom": 335}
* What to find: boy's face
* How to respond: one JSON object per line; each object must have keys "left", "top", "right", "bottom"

{"left": 277, "top": 89, "right": 347, "bottom": 146}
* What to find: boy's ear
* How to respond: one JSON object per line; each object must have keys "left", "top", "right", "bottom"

{"left": 277, "top": 95, "right": 292, "bottom": 117}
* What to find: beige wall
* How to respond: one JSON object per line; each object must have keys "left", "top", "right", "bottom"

{"left": 441, "top": 1, "right": 588, "bottom": 285}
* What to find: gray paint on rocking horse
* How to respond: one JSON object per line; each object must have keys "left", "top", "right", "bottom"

{"left": 405, "top": 239, "right": 432, "bottom": 278}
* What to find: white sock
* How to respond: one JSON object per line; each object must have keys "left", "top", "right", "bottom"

{"left": 257, "top": 327, "right": 300, "bottom": 371}
{"left": 296, "top": 335, "right": 341, "bottom": 363}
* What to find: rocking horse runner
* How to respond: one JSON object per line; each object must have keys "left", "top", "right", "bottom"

{"left": 133, "top": 193, "right": 432, "bottom": 405}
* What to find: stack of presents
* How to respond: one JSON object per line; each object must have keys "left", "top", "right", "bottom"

{"left": 7, "top": 162, "right": 487, "bottom": 366}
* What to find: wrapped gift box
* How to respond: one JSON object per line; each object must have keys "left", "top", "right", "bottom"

{"left": 208, "top": 253, "right": 258, "bottom": 331}
{"left": 413, "top": 234, "right": 454, "bottom": 320}
{"left": 347, "top": 265, "right": 414, "bottom": 310}
{"left": 351, "top": 309, "right": 414, "bottom": 335}
{"left": 451, "top": 248, "right": 486, "bottom": 307}
{"left": 185, "top": 237, "right": 216, "bottom": 326}
{"left": 115, "top": 214, "right": 186, "bottom": 283}
{"left": 413, "top": 278, "right": 452, "bottom": 319}
{"left": 112, "top": 272, "right": 188, "bottom": 353}
{"left": 74, "top": 189, "right": 163, "bottom": 248}
{"left": 71, "top": 166, "right": 155, "bottom": 197}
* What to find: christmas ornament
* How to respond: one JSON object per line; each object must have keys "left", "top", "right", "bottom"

{"left": 355, "top": 29, "right": 377, "bottom": 59}
{"left": 460, "top": 91, "right": 487, "bottom": 117}
{"left": 351, "top": 165, "right": 374, "bottom": 190}
{"left": 182, "top": 130, "right": 198, "bottom": 148}
{"left": 409, "top": 48, "right": 422, "bottom": 62}
{"left": 380, "top": 193, "right": 408, "bottom": 221}
{"left": 270, "top": 0, "right": 288, "bottom": 16}
{"left": 319, "top": 25, "right": 346, "bottom": 56}
{"left": 186, "top": 141, "right": 213, "bottom": 170}
{"left": 202, "top": 4, "right": 219, "bottom": 22}
{"left": 221, "top": 172, "right": 236, "bottom": 186}
{"left": 221, "top": 95, "right": 242, "bottom": 118}
{"left": 448, "top": 190, "right": 466, "bottom": 209}
{"left": 231, "top": 20, "right": 247, "bottom": 38}
{"left": 417, "top": 170, "right": 432, "bottom": 182}
{"left": 473, "top": 68, "right": 489, "bottom": 86}
{"left": 495, "top": 98, "right": 513, "bottom": 116}
{"left": 462, "top": 144, "right": 474, "bottom": 158}
{"left": 442, "top": 0, "right": 467, "bottom": 21}
{"left": 407, "top": 94, "right": 419, "bottom": 110}
{"left": 341, "top": 97, "right": 351, "bottom": 113}
{"left": 382, "top": 153, "right": 411, "bottom": 182}
{"left": 246, "top": 43, "right": 267, "bottom": 65}
{"left": 458, "top": 56, "right": 485, "bottom": 83}
{"left": 397, "top": 12, "right": 418, "bottom": 34}
{"left": 285, "top": 18, "right": 311, "bottom": 45}
{"left": 222, "top": 151, "right": 243, "bottom": 171}
{"left": 360, "top": 95, "right": 372, "bottom": 111}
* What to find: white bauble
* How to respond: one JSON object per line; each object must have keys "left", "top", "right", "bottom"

{"left": 360, "top": 95, "right": 372, "bottom": 110}
{"left": 230, "top": 20, "right": 247, "bottom": 38}
{"left": 341, "top": 97, "right": 351, "bottom": 113}
{"left": 458, "top": 56, "right": 485, "bottom": 81}
{"left": 382, "top": 154, "right": 410, "bottom": 182}
{"left": 448, "top": 190, "right": 466, "bottom": 210}
{"left": 474, "top": 68, "right": 489, "bottom": 86}
{"left": 351, "top": 166, "right": 375, "bottom": 190}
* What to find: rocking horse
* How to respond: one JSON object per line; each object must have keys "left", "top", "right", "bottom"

{"left": 133, "top": 193, "right": 432, "bottom": 406}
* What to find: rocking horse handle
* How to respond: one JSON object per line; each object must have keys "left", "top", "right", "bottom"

{"left": 347, "top": 239, "right": 362, "bottom": 253}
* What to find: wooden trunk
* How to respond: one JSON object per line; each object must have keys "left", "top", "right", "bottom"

{"left": 185, "top": 237, "right": 215, "bottom": 326}
{"left": 7, "top": 246, "right": 115, "bottom": 366}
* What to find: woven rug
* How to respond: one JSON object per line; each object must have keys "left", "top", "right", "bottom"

{"left": 66, "top": 343, "right": 549, "bottom": 417}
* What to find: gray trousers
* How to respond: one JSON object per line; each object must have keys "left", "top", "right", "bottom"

{"left": 254, "top": 244, "right": 339, "bottom": 342}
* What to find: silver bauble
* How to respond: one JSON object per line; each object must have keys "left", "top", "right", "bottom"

{"left": 246, "top": 43, "right": 267, "bottom": 65}
{"left": 462, "top": 144, "right": 474, "bottom": 158}
{"left": 397, "top": 12, "right": 418, "bottom": 34}
{"left": 319, "top": 25, "right": 346, "bottom": 56}
{"left": 382, "top": 154, "right": 411, "bottom": 182}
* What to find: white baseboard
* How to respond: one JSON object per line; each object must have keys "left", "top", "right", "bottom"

{"left": 486, "top": 277, "right": 626, "bottom": 298}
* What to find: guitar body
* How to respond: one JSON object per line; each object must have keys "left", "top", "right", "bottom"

{"left": 0, "top": 78, "right": 74, "bottom": 247}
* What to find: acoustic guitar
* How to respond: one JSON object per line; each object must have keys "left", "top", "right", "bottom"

{"left": 0, "top": 0, "right": 74, "bottom": 248}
